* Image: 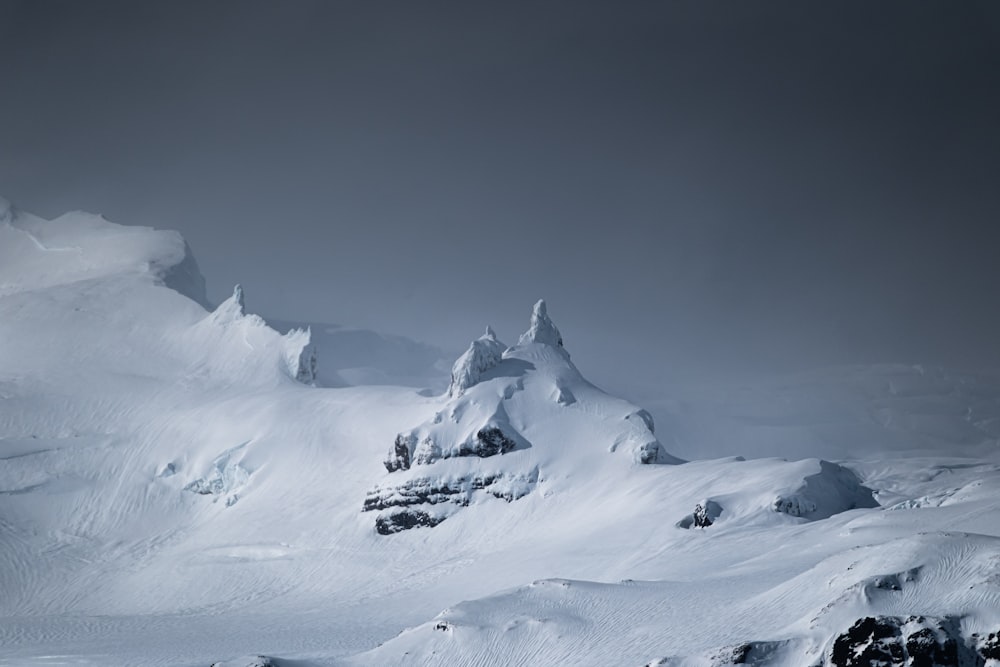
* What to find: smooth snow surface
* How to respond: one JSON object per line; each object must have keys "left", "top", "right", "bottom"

{"left": 2, "top": 203, "right": 1000, "bottom": 666}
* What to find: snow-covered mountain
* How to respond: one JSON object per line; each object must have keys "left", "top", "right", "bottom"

{"left": 365, "top": 300, "right": 680, "bottom": 535}
{"left": 2, "top": 199, "right": 1000, "bottom": 667}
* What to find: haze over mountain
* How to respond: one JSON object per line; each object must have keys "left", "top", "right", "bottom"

{"left": 1, "top": 1, "right": 999, "bottom": 404}
{"left": 2, "top": 199, "right": 1000, "bottom": 667}
{"left": 3, "top": 3, "right": 1000, "bottom": 665}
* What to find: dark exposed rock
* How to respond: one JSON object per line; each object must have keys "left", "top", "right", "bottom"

{"left": 468, "top": 426, "right": 517, "bottom": 457}
{"left": 663, "top": 616, "right": 995, "bottom": 667}
{"left": 390, "top": 423, "right": 521, "bottom": 469}
{"left": 693, "top": 502, "right": 717, "bottom": 528}
{"left": 384, "top": 434, "right": 412, "bottom": 472}
{"left": 829, "top": 616, "right": 966, "bottom": 667}
{"left": 364, "top": 471, "right": 536, "bottom": 512}
{"left": 364, "top": 469, "right": 539, "bottom": 533}
{"left": 677, "top": 500, "right": 723, "bottom": 529}
{"left": 979, "top": 631, "right": 1000, "bottom": 660}
{"left": 295, "top": 342, "right": 317, "bottom": 385}
{"left": 906, "top": 627, "right": 958, "bottom": 667}
{"left": 375, "top": 509, "right": 445, "bottom": 535}
{"left": 830, "top": 616, "right": 903, "bottom": 666}
{"left": 364, "top": 474, "right": 498, "bottom": 512}
{"left": 719, "top": 642, "right": 752, "bottom": 664}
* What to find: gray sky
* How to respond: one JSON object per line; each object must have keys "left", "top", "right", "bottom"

{"left": 2, "top": 1, "right": 999, "bottom": 397}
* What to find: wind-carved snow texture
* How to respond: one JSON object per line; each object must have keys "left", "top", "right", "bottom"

{"left": 184, "top": 442, "right": 252, "bottom": 507}
{"left": 9, "top": 201, "right": 1000, "bottom": 667}
{"left": 366, "top": 301, "right": 679, "bottom": 534}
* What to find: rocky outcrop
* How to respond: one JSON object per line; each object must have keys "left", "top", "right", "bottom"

{"left": 374, "top": 509, "right": 446, "bottom": 535}
{"left": 980, "top": 631, "right": 1000, "bottom": 661}
{"left": 677, "top": 500, "right": 723, "bottom": 529}
{"left": 384, "top": 423, "right": 521, "bottom": 472}
{"left": 293, "top": 337, "right": 317, "bottom": 385}
{"left": 366, "top": 299, "right": 680, "bottom": 534}
{"left": 364, "top": 469, "right": 539, "bottom": 535}
{"left": 384, "top": 433, "right": 413, "bottom": 472}
{"left": 649, "top": 616, "right": 998, "bottom": 667}
{"left": 386, "top": 401, "right": 526, "bottom": 473}
{"left": 828, "top": 616, "right": 970, "bottom": 667}
{"left": 364, "top": 470, "right": 538, "bottom": 512}
{"left": 471, "top": 426, "right": 517, "bottom": 457}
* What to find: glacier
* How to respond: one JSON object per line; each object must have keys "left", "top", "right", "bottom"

{"left": 1, "top": 201, "right": 1000, "bottom": 666}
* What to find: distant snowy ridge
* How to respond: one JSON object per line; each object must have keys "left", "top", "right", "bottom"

{"left": 201, "top": 284, "right": 317, "bottom": 385}
{"left": 0, "top": 197, "right": 208, "bottom": 306}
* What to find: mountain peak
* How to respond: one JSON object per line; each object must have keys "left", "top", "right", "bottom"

{"left": 517, "top": 299, "right": 564, "bottom": 349}
{"left": 447, "top": 326, "right": 508, "bottom": 398}
{"left": 233, "top": 284, "right": 246, "bottom": 315}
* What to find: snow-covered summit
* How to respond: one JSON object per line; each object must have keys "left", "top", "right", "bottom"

{"left": 517, "top": 298, "right": 565, "bottom": 349}
{"left": 447, "top": 326, "right": 507, "bottom": 398}
{"left": 367, "top": 300, "right": 680, "bottom": 534}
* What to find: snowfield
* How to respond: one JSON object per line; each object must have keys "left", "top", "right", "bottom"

{"left": 1, "top": 198, "right": 999, "bottom": 666}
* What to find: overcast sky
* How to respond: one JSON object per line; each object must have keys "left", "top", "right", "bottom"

{"left": 1, "top": 1, "right": 999, "bottom": 397}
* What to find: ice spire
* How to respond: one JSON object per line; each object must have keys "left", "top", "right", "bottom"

{"left": 517, "top": 299, "right": 563, "bottom": 348}
{"left": 233, "top": 284, "right": 245, "bottom": 315}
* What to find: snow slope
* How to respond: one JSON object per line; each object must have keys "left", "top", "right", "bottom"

{"left": 2, "top": 200, "right": 1000, "bottom": 667}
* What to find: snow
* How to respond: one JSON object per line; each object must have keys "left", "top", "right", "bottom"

{"left": 517, "top": 298, "right": 565, "bottom": 349}
{"left": 1, "top": 201, "right": 1000, "bottom": 666}
{"left": 447, "top": 326, "right": 506, "bottom": 398}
